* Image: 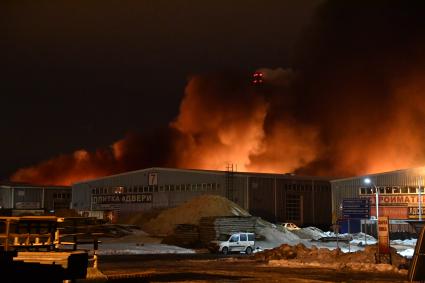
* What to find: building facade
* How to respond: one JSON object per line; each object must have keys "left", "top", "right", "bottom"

{"left": 331, "top": 167, "right": 425, "bottom": 221}
{"left": 72, "top": 167, "right": 332, "bottom": 228}
{"left": 0, "top": 182, "right": 71, "bottom": 214}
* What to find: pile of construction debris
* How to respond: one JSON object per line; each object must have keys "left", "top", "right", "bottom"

{"left": 60, "top": 217, "right": 139, "bottom": 238}
{"left": 253, "top": 243, "right": 409, "bottom": 273}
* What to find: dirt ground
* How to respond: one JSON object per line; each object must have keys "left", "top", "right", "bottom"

{"left": 95, "top": 253, "right": 409, "bottom": 283}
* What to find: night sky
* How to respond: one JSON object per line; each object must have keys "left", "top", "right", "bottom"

{"left": 5, "top": 1, "right": 425, "bottom": 185}
{"left": 1, "top": 1, "right": 320, "bottom": 180}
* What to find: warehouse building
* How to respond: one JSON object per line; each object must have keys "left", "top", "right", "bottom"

{"left": 72, "top": 167, "right": 332, "bottom": 228}
{"left": 331, "top": 166, "right": 425, "bottom": 233}
{"left": 0, "top": 182, "right": 71, "bottom": 215}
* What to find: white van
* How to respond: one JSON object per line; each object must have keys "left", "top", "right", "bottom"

{"left": 209, "top": 232, "right": 255, "bottom": 255}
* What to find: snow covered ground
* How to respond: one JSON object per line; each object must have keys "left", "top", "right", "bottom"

{"left": 256, "top": 225, "right": 417, "bottom": 258}
{"left": 76, "top": 225, "right": 416, "bottom": 260}
{"left": 79, "top": 242, "right": 195, "bottom": 255}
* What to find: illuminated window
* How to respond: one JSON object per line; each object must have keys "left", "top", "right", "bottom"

{"left": 114, "top": 187, "right": 125, "bottom": 194}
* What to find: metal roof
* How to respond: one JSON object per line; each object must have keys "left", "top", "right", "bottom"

{"left": 330, "top": 166, "right": 425, "bottom": 183}
{"left": 73, "top": 167, "right": 331, "bottom": 185}
{"left": 0, "top": 181, "right": 70, "bottom": 190}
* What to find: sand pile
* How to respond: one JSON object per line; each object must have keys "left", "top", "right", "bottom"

{"left": 254, "top": 243, "right": 408, "bottom": 272}
{"left": 119, "top": 208, "right": 165, "bottom": 227}
{"left": 142, "top": 194, "right": 250, "bottom": 236}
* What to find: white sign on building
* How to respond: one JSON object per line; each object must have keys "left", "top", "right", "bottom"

{"left": 148, "top": 173, "right": 158, "bottom": 186}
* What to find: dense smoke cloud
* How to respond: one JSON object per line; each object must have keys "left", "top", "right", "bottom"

{"left": 11, "top": 0, "right": 425, "bottom": 185}
{"left": 291, "top": 0, "right": 425, "bottom": 176}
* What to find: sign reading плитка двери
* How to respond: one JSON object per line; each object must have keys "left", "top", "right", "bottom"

{"left": 342, "top": 198, "right": 370, "bottom": 219}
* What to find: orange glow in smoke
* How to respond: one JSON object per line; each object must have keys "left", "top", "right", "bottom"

{"left": 10, "top": 69, "right": 425, "bottom": 185}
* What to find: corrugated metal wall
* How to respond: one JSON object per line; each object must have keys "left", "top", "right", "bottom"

{"left": 331, "top": 167, "right": 425, "bottom": 219}
{"left": 0, "top": 187, "right": 12, "bottom": 209}
{"left": 72, "top": 168, "right": 228, "bottom": 217}
{"left": 247, "top": 177, "right": 331, "bottom": 227}
{"left": 72, "top": 168, "right": 332, "bottom": 227}
{"left": 0, "top": 185, "right": 71, "bottom": 210}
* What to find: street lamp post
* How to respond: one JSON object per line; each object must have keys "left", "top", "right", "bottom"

{"left": 364, "top": 178, "right": 378, "bottom": 219}
{"left": 364, "top": 177, "right": 380, "bottom": 263}
{"left": 419, "top": 176, "right": 423, "bottom": 221}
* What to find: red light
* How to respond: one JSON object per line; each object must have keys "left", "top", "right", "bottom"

{"left": 252, "top": 72, "right": 264, "bottom": 85}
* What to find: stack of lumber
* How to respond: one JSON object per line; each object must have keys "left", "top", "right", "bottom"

{"left": 173, "top": 224, "right": 199, "bottom": 244}
{"left": 60, "top": 224, "right": 136, "bottom": 238}
{"left": 199, "top": 216, "right": 258, "bottom": 244}
{"left": 162, "top": 224, "right": 200, "bottom": 247}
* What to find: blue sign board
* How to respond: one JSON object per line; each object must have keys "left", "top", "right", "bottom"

{"left": 342, "top": 198, "right": 370, "bottom": 219}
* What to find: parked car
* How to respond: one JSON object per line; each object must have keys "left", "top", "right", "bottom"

{"left": 208, "top": 232, "right": 256, "bottom": 255}
{"left": 281, "top": 223, "right": 300, "bottom": 230}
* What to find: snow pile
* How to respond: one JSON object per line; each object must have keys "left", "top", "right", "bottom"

{"left": 390, "top": 238, "right": 417, "bottom": 258}
{"left": 391, "top": 238, "right": 417, "bottom": 246}
{"left": 398, "top": 248, "right": 414, "bottom": 258}
{"left": 254, "top": 243, "right": 408, "bottom": 273}
{"left": 256, "top": 226, "right": 301, "bottom": 249}
{"left": 143, "top": 195, "right": 250, "bottom": 236}
{"left": 291, "top": 226, "right": 328, "bottom": 240}
{"left": 350, "top": 232, "right": 377, "bottom": 245}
